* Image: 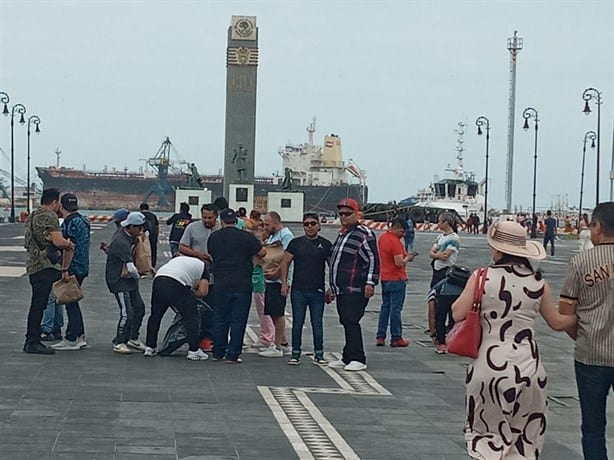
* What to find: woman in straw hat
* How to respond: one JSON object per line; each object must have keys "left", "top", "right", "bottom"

{"left": 452, "top": 221, "right": 577, "bottom": 459}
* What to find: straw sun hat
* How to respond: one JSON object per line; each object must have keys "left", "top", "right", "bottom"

{"left": 487, "top": 221, "right": 547, "bottom": 260}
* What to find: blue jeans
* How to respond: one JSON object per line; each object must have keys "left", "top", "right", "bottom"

{"left": 170, "top": 242, "right": 179, "bottom": 257}
{"left": 65, "top": 274, "right": 86, "bottom": 341}
{"left": 403, "top": 233, "right": 415, "bottom": 252}
{"left": 41, "top": 292, "right": 64, "bottom": 335}
{"left": 212, "top": 292, "right": 251, "bottom": 361}
{"left": 575, "top": 360, "right": 614, "bottom": 460}
{"left": 290, "top": 290, "right": 325, "bottom": 354}
{"left": 376, "top": 280, "right": 406, "bottom": 340}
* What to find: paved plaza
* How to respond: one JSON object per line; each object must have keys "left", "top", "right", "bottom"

{"left": 0, "top": 221, "right": 611, "bottom": 459}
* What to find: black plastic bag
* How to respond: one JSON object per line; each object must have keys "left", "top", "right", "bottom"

{"left": 157, "top": 299, "right": 213, "bottom": 356}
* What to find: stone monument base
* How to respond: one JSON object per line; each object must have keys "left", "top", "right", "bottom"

{"left": 229, "top": 184, "right": 254, "bottom": 211}
{"left": 175, "top": 188, "right": 212, "bottom": 216}
{"left": 267, "top": 191, "right": 304, "bottom": 223}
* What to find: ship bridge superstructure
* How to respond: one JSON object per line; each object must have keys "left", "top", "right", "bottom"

{"left": 278, "top": 118, "right": 349, "bottom": 187}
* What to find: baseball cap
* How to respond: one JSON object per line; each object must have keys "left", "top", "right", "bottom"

{"left": 220, "top": 208, "right": 237, "bottom": 224}
{"left": 120, "top": 211, "right": 146, "bottom": 227}
{"left": 113, "top": 208, "right": 130, "bottom": 223}
{"left": 60, "top": 193, "right": 79, "bottom": 212}
{"left": 337, "top": 198, "right": 359, "bottom": 212}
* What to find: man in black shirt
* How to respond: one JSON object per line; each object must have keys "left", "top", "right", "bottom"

{"left": 208, "top": 209, "right": 266, "bottom": 363}
{"left": 139, "top": 203, "right": 159, "bottom": 267}
{"left": 280, "top": 212, "right": 332, "bottom": 365}
{"left": 166, "top": 202, "right": 192, "bottom": 257}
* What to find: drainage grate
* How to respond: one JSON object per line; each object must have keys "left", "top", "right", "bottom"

{"left": 259, "top": 386, "right": 359, "bottom": 459}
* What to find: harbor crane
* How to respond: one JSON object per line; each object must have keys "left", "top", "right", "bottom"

{"left": 142, "top": 137, "right": 177, "bottom": 207}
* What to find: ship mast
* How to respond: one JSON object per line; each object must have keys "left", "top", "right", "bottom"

{"left": 505, "top": 31, "right": 523, "bottom": 212}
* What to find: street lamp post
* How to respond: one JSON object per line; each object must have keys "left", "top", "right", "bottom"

{"left": 475, "top": 116, "right": 490, "bottom": 233}
{"left": 522, "top": 107, "right": 539, "bottom": 238}
{"left": 579, "top": 130, "right": 596, "bottom": 230}
{"left": 26, "top": 115, "right": 41, "bottom": 214}
{"left": 0, "top": 92, "right": 9, "bottom": 115}
{"left": 582, "top": 88, "right": 602, "bottom": 204}
{"left": 10, "top": 104, "right": 27, "bottom": 223}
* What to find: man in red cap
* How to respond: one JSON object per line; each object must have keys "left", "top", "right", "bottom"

{"left": 327, "top": 198, "right": 380, "bottom": 371}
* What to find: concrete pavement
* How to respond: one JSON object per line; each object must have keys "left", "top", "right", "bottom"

{"left": 0, "top": 221, "right": 610, "bottom": 459}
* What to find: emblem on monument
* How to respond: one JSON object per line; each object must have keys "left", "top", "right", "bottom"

{"left": 231, "top": 16, "right": 257, "bottom": 40}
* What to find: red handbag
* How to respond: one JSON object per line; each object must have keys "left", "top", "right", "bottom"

{"left": 446, "top": 267, "right": 488, "bottom": 358}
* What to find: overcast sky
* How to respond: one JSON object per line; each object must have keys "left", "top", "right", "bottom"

{"left": 1, "top": 0, "right": 613, "bottom": 210}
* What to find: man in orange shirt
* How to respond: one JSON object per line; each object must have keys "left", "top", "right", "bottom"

{"left": 376, "top": 217, "right": 415, "bottom": 347}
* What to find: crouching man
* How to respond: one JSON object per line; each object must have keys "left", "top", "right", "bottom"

{"left": 144, "top": 255, "right": 210, "bottom": 360}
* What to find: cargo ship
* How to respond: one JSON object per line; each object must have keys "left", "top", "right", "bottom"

{"left": 36, "top": 120, "right": 366, "bottom": 213}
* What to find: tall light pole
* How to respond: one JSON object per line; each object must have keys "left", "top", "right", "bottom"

{"left": 10, "top": 104, "right": 27, "bottom": 223}
{"left": 579, "top": 130, "right": 596, "bottom": 230}
{"left": 582, "top": 88, "right": 602, "bottom": 204}
{"left": 26, "top": 115, "right": 41, "bottom": 214}
{"left": 522, "top": 107, "right": 539, "bottom": 238}
{"left": 476, "top": 116, "right": 490, "bottom": 233}
{"left": 505, "top": 31, "right": 523, "bottom": 212}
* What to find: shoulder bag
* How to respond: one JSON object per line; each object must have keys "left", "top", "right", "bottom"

{"left": 52, "top": 275, "right": 84, "bottom": 305}
{"left": 446, "top": 266, "right": 488, "bottom": 358}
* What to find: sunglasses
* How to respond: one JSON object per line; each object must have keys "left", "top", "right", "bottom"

{"left": 338, "top": 211, "right": 354, "bottom": 217}
{"left": 303, "top": 221, "right": 319, "bottom": 227}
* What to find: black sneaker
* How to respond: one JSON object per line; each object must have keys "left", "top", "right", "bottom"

{"left": 41, "top": 331, "right": 61, "bottom": 341}
{"left": 23, "top": 342, "right": 55, "bottom": 354}
{"left": 313, "top": 353, "right": 328, "bottom": 365}
{"left": 288, "top": 351, "right": 300, "bottom": 365}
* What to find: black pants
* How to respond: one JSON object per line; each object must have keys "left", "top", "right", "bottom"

{"left": 27, "top": 268, "right": 61, "bottom": 344}
{"left": 146, "top": 276, "right": 199, "bottom": 352}
{"left": 112, "top": 289, "right": 145, "bottom": 345}
{"left": 149, "top": 235, "right": 158, "bottom": 268}
{"left": 336, "top": 292, "right": 369, "bottom": 364}
{"left": 430, "top": 267, "right": 447, "bottom": 288}
{"left": 434, "top": 295, "right": 456, "bottom": 344}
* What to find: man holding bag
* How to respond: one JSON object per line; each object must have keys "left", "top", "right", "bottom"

{"left": 104, "top": 212, "right": 147, "bottom": 354}
{"left": 23, "top": 188, "right": 74, "bottom": 355}
{"left": 52, "top": 193, "right": 90, "bottom": 351}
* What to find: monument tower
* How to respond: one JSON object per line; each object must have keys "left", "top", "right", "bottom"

{"left": 223, "top": 16, "right": 259, "bottom": 199}
{"left": 505, "top": 31, "right": 523, "bottom": 212}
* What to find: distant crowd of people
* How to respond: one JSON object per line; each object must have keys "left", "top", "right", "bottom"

{"left": 21, "top": 188, "right": 614, "bottom": 459}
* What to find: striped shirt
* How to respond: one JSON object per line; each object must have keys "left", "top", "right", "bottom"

{"left": 329, "top": 224, "right": 379, "bottom": 295}
{"left": 560, "top": 243, "right": 614, "bottom": 367}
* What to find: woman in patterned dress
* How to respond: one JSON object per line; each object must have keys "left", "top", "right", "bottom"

{"left": 452, "top": 221, "right": 577, "bottom": 459}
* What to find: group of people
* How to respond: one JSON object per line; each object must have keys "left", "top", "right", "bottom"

{"left": 22, "top": 189, "right": 614, "bottom": 459}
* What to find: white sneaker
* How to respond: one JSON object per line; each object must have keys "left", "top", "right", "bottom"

{"left": 328, "top": 359, "right": 346, "bottom": 369}
{"left": 51, "top": 339, "right": 81, "bottom": 351}
{"left": 258, "top": 344, "right": 283, "bottom": 358}
{"left": 127, "top": 339, "right": 146, "bottom": 351}
{"left": 113, "top": 343, "right": 132, "bottom": 354}
{"left": 344, "top": 361, "right": 367, "bottom": 371}
{"left": 144, "top": 346, "right": 156, "bottom": 357}
{"left": 77, "top": 335, "right": 88, "bottom": 349}
{"left": 187, "top": 349, "right": 209, "bottom": 361}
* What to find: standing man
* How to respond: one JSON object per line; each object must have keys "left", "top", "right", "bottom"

{"left": 104, "top": 212, "right": 147, "bottom": 354}
{"left": 403, "top": 214, "right": 416, "bottom": 253}
{"left": 52, "top": 193, "right": 91, "bottom": 351}
{"left": 376, "top": 217, "right": 414, "bottom": 348}
{"left": 543, "top": 210, "right": 557, "bottom": 256}
{"left": 166, "top": 202, "right": 192, "bottom": 257}
{"left": 144, "top": 255, "right": 210, "bottom": 360}
{"left": 139, "top": 203, "right": 159, "bottom": 268}
{"left": 23, "top": 188, "right": 74, "bottom": 354}
{"left": 280, "top": 212, "right": 332, "bottom": 365}
{"left": 559, "top": 202, "right": 614, "bottom": 460}
{"left": 208, "top": 209, "right": 266, "bottom": 363}
{"left": 328, "top": 198, "right": 380, "bottom": 371}
{"left": 179, "top": 203, "right": 218, "bottom": 350}
{"left": 259, "top": 211, "right": 294, "bottom": 358}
